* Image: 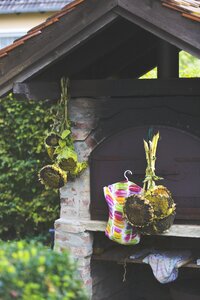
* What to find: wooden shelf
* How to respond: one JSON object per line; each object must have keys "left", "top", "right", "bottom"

{"left": 92, "top": 246, "right": 200, "bottom": 269}
{"left": 82, "top": 220, "right": 200, "bottom": 238}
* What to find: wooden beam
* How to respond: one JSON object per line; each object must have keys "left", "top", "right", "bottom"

{"left": 158, "top": 40, "right": 179, "bottom": 79}
{"left": 93, "top": 247, "right": 199, "bottom": 269}
{"left": 116, "top": 0, "right": 200, "bottom": 59}
{"left": 70, "top": 78, "right": 200, "bottom": 97}
{"left": 13, "top": 78, "right": 200, "bottom": 100}
{"left": 13, "top": 82, "right": 60, "bottom": 101}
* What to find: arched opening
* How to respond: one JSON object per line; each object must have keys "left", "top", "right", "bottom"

{"left": 90, "top": 125, "right": 200, "bottom": 223}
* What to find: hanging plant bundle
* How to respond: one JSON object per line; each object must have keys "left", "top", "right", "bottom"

{"left": 39, "top": 78, "right": 87, "bottom": 189}
{"left": 124, "top": 132, "right": 176, "bottom": 234}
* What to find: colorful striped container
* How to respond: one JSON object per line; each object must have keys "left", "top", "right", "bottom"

{"left": 103, "top": 181, "right": 142, "bottom": 245}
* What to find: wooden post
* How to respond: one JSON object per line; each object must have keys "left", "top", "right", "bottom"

{"left": 157, "top": 40, "right": 179, "bottom": 79}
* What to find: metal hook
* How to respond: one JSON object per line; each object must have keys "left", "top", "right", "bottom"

{"left": 124, "top": 170, "right": 133, "bottom": 181}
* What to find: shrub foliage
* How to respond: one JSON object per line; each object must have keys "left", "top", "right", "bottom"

{"left": 0, "top": 95, "right": 59, "bottom": 239}
{"left": 0, "top": 240, "right": 87, "bottom": 300}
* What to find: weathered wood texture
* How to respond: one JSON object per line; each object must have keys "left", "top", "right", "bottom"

{"left": 34, "top": 18, "right": 158, "bottom": 81}
{"left": 74, "top": 27, "right": 158, "bottom": 79}
{"left": 13, "top": 78, "right": 200, "bottom": 100}
{"left": 13, "top": 81, "right": 60, "bottom": 101}
{"left": 116, "top": 0, "right": 200, "bottom": 58}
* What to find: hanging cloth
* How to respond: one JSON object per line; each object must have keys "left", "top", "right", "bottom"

{"left": 143, "top": 250, "right": 192, "bottom": 284}
{"left": 103, "top": 176, "right": 142, "bottom": 245}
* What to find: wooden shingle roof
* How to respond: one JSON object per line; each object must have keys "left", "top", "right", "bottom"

{"left": 162, "top": 0, "right": 200, "bottom": 22}
{"left": 0, "top": 0, "right": 72, "bottom": 13}
{"left": 0, "top": 0, "right": 84, "bottom": 59}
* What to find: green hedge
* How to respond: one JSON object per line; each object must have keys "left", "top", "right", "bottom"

{"left": 0, "top": 95, "right": 59, "bottom": 239}
{"left": 0, "top": 240, "right": 87, "bottom": 300}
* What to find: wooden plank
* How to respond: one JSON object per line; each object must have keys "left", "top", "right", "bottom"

{"left": 13, "top": 78, "right": 200, "bottom": 100}
{"left": 116, "top": 0, "right": 200, "bottom": 59}
{"left": 93, "top": 246, "right": 200, "bottom": 269}
{"left": 56, "top": 18, "right": 141, "bottom": 78}
{"left": 117, "top": 45, "right": 157, "bottom": 78}
{"left": 38, "top": 20, "right": 148, "bottom": 81}
{"left": 82, "top": 220, "right": 200, "bottom": 238}
{"left": 76, "top": 28, "right": 158, "bottom": 79}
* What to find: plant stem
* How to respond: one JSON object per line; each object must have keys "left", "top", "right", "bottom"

{"left": 143, "top": 132, "right": 160, "bottom": 191}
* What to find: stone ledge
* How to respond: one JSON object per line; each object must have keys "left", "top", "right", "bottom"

{"left": 55, "top": 218, "right": 200, "bottom": 238}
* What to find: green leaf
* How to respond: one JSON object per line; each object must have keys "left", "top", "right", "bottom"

{"left": 61, "top": 129, "right": 70, "bottom": 139}
{"left": 58, "top": 139, "right": 66, "bottom": 148}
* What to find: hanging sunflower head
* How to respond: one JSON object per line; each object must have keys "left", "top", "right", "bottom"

{"left": 124, "top": 194, "right": 155, "bottom": 227}
{"left": 56, "top": 147, "right": 78, "bottom": 172}
{"left": 45, "top": 133, "right": 61, "bottom": 160}
{"left": 39, "top": 164, "right": 67, "bottom": 189}
{"left": 145, "top": 185, "right": 175, "bottom": 219}
{"left": 139, "top": 211, "right": 176, "bottom": 235}
{"left": 45, "top": 133, "right": 61, "bottom": 147}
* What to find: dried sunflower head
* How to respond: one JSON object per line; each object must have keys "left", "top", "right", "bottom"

{"left": 57, "top": 147, "right": 78, "bottom": 172}
{"left": 45, "top": 133, "right": 61, "bottom": 160}
{"left": 39, "top": 164, "right": 67, "bottom": 189}
{"left": 124, "top": 194, "right": 155, "bottom": 228}
{"left": 153, "top": 211, "right": 176, "bottom": 234}
{"left": 45, "top": 133, "right": 61, "bottom": 147}
{"left": 145, "top": 185, "right": 175, "bottom": 220}
{"left": 140, "top": 211, "right": 176, "bottom": 235}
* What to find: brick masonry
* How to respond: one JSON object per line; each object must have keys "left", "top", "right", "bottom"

{"left": 54, "top": 96, "right": 188, "bottom": 299}
{"left": 54, "top": 98, "right": 99, "bottom": 298}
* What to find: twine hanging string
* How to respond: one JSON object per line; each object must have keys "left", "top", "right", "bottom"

{"left": 123, "top": 259, "right": 127, "bottom": 282}
{"left": 61, "top": 77, "right": 70, "bottom": 132}
{"left": 51, "top": 77, "right": 70, "bottom": 134}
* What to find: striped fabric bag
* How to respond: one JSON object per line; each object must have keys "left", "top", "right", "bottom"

{"left": 103, "top": 180, "right": 142, "bottom": 245}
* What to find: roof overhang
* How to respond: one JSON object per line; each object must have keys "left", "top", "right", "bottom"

{"left": 0, "top": 0, "right": 200, "bottom": 97}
